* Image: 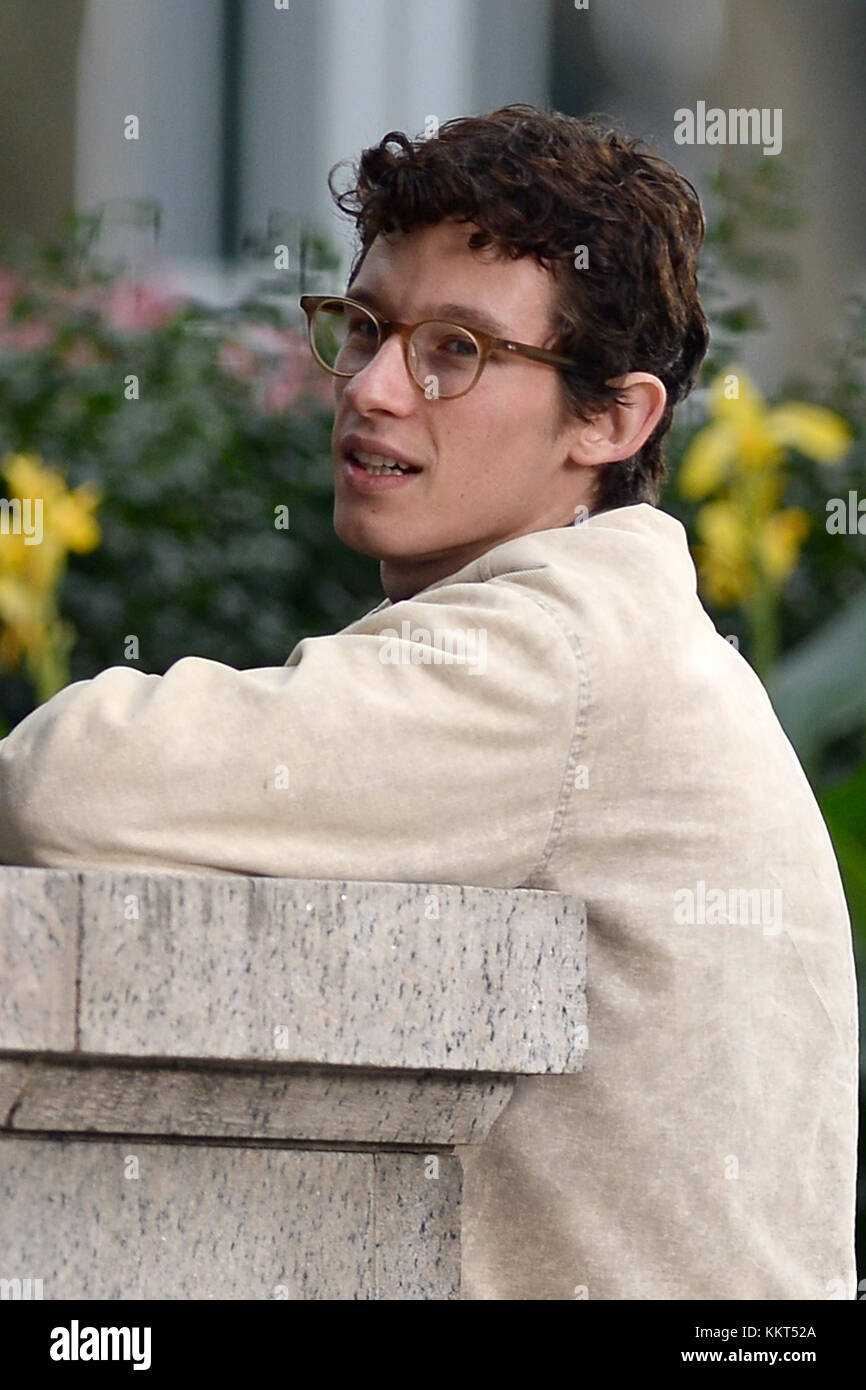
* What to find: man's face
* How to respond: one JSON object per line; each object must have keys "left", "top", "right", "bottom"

{"left": 330, "top": 219, "right": 592, "bottom": 600}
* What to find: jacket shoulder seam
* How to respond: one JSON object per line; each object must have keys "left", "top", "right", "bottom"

{"left": 487, "top": 581, "right": 590, "bottom": 886}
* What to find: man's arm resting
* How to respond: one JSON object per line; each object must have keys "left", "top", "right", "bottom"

{"left": 0, "top": 582, "right": 581, "bottom": 885}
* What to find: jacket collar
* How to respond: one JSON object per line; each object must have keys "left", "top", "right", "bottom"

{"left": 366, "top": 503, "right": 684, "bottom": 612}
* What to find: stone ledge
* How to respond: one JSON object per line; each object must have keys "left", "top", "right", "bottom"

{"left": 0, "top": 869, "right": 79, "bottom": 1051}
{"left": 0, "top": 1137, "right": 462, "bottom": 1300}
{"left": 0, "top": 869, "right": 588, "bottom": 1299}
{"left": 0, "top": 1056, "right": 514, "bottom": 1146}
{"left": 0, "top": 868, "right": 587, "bottom": 1075}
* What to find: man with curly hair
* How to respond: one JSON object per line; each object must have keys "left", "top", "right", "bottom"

{"left": 0, "top": 105, "right": 858, "bottom": 1300}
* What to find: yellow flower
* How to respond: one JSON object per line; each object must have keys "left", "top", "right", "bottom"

{"left": 693, "top": 500, "right": 754, "bottom": 605}
{"left": 0, "top": 576, "right": 53, "bottom": 666}
{"left": 677, "top": 367, "right": 853, "bottom": 622}
{"left": 764, "top": 403, "right": 853, "bottom": 462}
{"left": 1, "top": 452, "right": 102, "bottom": 556}
{"left": 0, "top": 526, "right": 28, "bottom": 576}
{"left": 0, "top": 453, "right": 101, "bottom": 589}
{"left": 757, "top": 507, "right": 812, "bottom": 582}
{"left": 2, "top": 452, "right": 68, "bottom": 504}
{"left": 51, "top": 487, "right": 102, "bottom": 553}
{"left": 0, "top": 451, "right": 102, "bottom": 700}
{"left": 678, "top": 367, "right": 851, "bottom": 501}
{"left": 676, "top": 423, "right": 734, "bottom": 500}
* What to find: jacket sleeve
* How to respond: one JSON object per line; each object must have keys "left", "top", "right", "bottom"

{"left": 0, "top": 579, "right": 581, "bottom": 886}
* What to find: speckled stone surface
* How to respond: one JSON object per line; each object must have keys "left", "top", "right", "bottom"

{"left": 0, "top": 1057, "right": 514, "bottom": 1145}
{"left": 0, "top": 867, "right": 587, "bottom": 1073}
{"left": 0, "top": 1062, "right": 24, "bottom": 1122}
{"left": 0, "top": 867, "right": 586, "bottom": 1298}
{"left": 0, "top": 867, "right": 78, "bottom": 1051}
{"left": 0, "top": 1137, "right": 461, "bottom": 1300}
{"left": 373, "top": 1152, "right": 462, "bottom": 1298}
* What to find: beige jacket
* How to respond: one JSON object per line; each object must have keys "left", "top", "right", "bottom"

{"left": 0, "top": 502, "right": 858, "bottom": 1299}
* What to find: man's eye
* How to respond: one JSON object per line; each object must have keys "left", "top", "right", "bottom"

{"left": 437, "top": 336, "right": 478, "bottom": 357}
{"left": 345, "top": 315, "right": 377, "bottom": 338}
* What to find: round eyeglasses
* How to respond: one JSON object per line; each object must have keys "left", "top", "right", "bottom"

{"left": 299, "top": 294, "right": 582, "bottom": 401}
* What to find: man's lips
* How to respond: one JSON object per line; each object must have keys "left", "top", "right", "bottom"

{"left": 341, "top": 457, "right": 422, "bottom": 492}
{"left": 339, "top": 433, "right": 424, "bottom": 471}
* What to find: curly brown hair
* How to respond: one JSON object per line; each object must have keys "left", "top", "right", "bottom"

{"left": 328, "top": 103, "right": 710, "bottom": 512}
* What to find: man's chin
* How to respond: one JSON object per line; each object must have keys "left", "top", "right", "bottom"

{"left": 333, "top": 510, "right": 412, "bottom": 562}
{"left": 333, "top": 505, "right": 487, "bottom": 573}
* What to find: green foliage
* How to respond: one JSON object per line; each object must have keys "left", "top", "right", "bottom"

{"left": 820, "top": 764, "right": 866, "bottom": 935}
{"left": 663, "top": 161, "right": 866, "bottom": 802}
{"left": 0, "top": 216, "right": 381, "bottom": 733}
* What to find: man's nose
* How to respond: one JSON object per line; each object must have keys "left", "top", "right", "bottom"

{"left": 341, "top": 333, "right": 418, "bottom": 413}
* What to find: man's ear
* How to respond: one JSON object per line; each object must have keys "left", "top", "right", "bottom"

{"left": 566, "top": 373, "right": 668, "bottom": 466}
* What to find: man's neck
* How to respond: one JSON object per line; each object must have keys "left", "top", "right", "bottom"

{"left": 380, "top": 551, "right": 480, "bottom": 603}
{"left": 379, "top": 511, "right": 589, "bottom": 602}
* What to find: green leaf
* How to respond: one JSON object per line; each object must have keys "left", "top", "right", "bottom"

{"left": 819, "top": 764, "right": 866, "bottom": 949}
{"left": 768, "top": 588, "right": 866, "bottom": 765}
{"left": 715, "top": 302, "right": 766, "bottom": 333}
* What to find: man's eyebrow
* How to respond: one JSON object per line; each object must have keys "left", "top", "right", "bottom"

{"left": 346, "top": 286, "right": 511, "bottom": 339}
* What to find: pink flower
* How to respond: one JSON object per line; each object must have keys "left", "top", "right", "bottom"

{"left": 100, "top": 276, "right": 186, "bottom": 335}
{"left": 259, "top": 332, "right": 330, "bottom": 414}
{"left": 261, "top": 364, "right": 307, "bottom": 414}
{"left": 50, "top": 283, "right": 105, "bottom": 315}
{"left": 218, "top": 339, "right": 258, "bottom": 380}
{"left": 60, "top": 339, "right": 99, "bottom": 369}
{"left": 279, "top": 329, "right": 335, "bottom": 408}
{"left": 311, "top": 370, "right": 336, "bottom": 409}
{"left": 239, "top": 322, "right": 287, "bottom": 358}
{"left": 0, "top": 319, "right": 54, "bottom": 353}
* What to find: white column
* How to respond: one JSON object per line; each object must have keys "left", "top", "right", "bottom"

{"left": 472, "top": 0, "right": 551, "bottom": 111}
{"left": 240, "top": 0, "right": 488, "bottom": 288}
{"left": 74, "top": 0, "right": 224, "bottom": 261}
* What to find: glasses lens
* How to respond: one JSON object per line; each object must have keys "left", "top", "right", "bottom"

{"left": 311, "top": 299, "right": 379, "bottom": 374}
{"left": 409, "top": 322, "right": 480, "bottom": 398}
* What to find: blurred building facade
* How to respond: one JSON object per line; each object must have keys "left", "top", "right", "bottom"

{"left": 0, "top": 0, "right": 863, "bottom": 386}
